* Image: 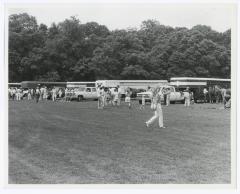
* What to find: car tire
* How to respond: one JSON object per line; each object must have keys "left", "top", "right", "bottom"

{"left": 78, "top": 95, "right": 84, "bottom": 101}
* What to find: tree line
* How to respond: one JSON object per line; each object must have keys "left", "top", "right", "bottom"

{"left": 9, "top": 13, "right": 231, "bottom": 82}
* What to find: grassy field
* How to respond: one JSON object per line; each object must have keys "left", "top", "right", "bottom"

{"left": 8, "top": 100, "right": 231, "bottom": 184}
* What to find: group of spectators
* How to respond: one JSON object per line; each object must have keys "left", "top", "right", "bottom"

{"left": 96, "top": 85, "right": 132, "bottom": 109}
{"left": 8, "top": 86, "right": 65, "bottom": 103}
{"left": 8, "top": 84, "right": 231, "bottom": 109}
{"left": 203, "top": 86, "right": 231, "bottom": 108}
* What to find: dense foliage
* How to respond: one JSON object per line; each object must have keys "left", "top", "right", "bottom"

{"left": 9, "top": 13, "right": 231, "bottom": 82}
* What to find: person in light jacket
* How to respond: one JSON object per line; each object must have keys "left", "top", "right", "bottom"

{"left": 145, "top": 87, "right": 165, "bottom": 129}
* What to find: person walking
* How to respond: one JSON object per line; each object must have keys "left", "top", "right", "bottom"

{"left": 145, "top": 87, "right": 165, "bottom": 129}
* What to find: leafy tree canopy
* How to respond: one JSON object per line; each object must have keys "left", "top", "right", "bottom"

{"left": 9, "top": 14, "right": 231, "bottom": 82}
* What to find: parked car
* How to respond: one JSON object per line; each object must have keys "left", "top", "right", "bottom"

{"left": 71, "top": 87, "right": 98, "bottom": 101}
{"left": 137, "top": 86, "right": 186, "bottom": 104}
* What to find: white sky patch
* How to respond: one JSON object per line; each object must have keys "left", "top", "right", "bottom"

{"left": 8, "top": 3, "right": 234, "bottom": 32}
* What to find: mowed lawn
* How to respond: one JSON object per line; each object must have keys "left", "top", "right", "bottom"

{"left": 8, "top": 100, "right": 231, "bottom": 184}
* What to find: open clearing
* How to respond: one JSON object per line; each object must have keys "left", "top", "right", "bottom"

{"left": 8, "top": 100, "right": 230, "bottom": 184}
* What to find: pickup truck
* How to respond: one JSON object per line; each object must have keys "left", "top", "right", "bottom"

{"left": 137, "top": 86, "right": 186, "bottom": 104}
{"left": 70, "top": 87, "right": 98, "bottom": 101}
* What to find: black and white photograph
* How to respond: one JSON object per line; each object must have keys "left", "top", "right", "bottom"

{"left": 2, "top": 1, "right": 238, "bottom": 187}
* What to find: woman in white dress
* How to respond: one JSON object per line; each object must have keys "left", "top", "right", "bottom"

{"left": 145, "top": 87, "right": 165, "bottom": 129}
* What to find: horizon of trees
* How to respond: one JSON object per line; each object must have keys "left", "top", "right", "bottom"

{"left": 9, "top": 13, "right": 231, "bottom": 82}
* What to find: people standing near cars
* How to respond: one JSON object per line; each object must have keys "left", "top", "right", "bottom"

{"left": 52, "top": 87, "right": 57, "bottom": 102}
{"left": 165, "top": 88, "right": 171, "bottom": 106}
{"left": 221, "top": 88, "right": 227, "bottom": 104}
{"left": 116, "top": 85, "right": 121, "bottom": 106}
{"left": 203, "top": 88, "right": 208, "bottom": 103}
{"left": 190, "top": 91, "right": 195, "bottom": 104}
{"left": 43, "top": 87, "right": 48, "bottom": 100}
{"left": 65, "top": 88, "right": 70, "bottom": 102}
{"left": 8, "top": 88, "right": 11, "bottom": 100}
{"left": 40, "top": 86, "right": 44, "bottom": 101}
{"left": 113, "top": 88, "right": 119, "bottom": 106}
{"left": 224, "top": 89, "right": 231, "bottom": 109}
{"left": 125, "top": 88, "right": 132, "bottom": 109}
{"left": 184, "top": 87, "right": 191, "bottom": 107}
{"left": 97, "top": 84, "right": 104, "bottom": 109}
{"left": 208, "top": 86, "right": 215, "bottom": 104}
{"left": 8, "top": 88, "right": 14, "bottom": 100}
{"left": 16, "top": 87, "right": 21, "bottom": 101}
{"left": 58, "top": 88, "right": 63, "bottom": 100}
{"left": 140, "top": 94, "right": 145, "bottom": 110}
{"left": 35, "top": 87, "right": 40, "bottom": 103}
{"left": 27, "top": 88, "right": 32, "bottom": 100}
{"left": 30, "top": 88, "right": 34, "bottom": 100}
{"left": 163, "top": 90, "right": 167, "bottom": 105}
{"left": 105, "top": 88, "right": 112, "bottom": 106}
{"left": 145, "top": 87, "right": 165, "bottom": 129}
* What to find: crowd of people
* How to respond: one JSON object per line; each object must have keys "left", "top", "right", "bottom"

{"left": 8, "top": 86, "right": 65, "bottom": 103}
{"left": 96, "top": 85, "right": 128, "bottom": 109}
{"left": 202, "top": 86, "right": 231, "bottom": 108}
{"left": 9, "top": 84, "right": 231, "bottom": 130}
